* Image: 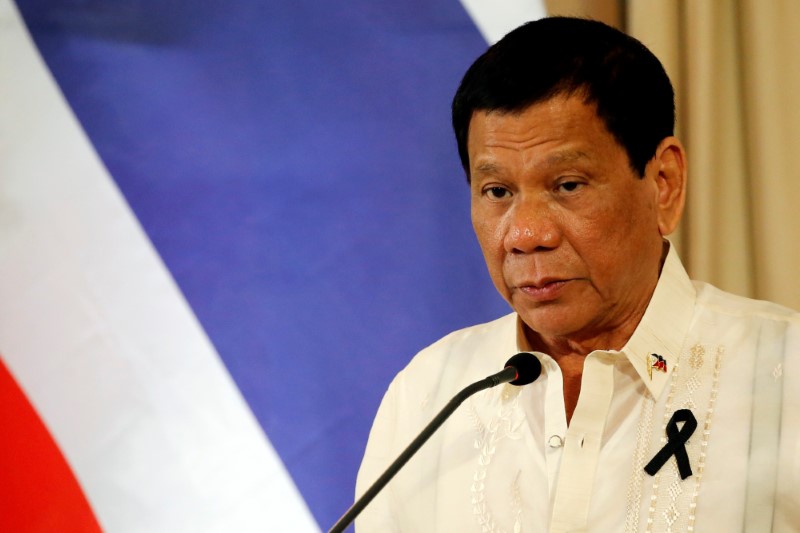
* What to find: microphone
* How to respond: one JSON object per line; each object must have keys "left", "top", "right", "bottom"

{"left": 329, "top": 352, "right": 542, "bottom": 533}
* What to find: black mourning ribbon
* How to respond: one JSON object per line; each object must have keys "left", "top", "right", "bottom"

{"left": 644, "top": 408, "right": 697, "bottom": 480}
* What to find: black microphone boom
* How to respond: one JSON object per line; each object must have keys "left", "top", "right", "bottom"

{"left": 329, "top": 352, "right": 542, "bottom": 533}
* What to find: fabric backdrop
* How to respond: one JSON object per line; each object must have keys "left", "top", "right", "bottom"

{"left": 0, "top": 0, "right": 543, "bottom": 530}
{"left": 7, "top": 1, "right": 796, "bottom": 530}
{"left": 626, "top": 0, "right": 800, "bottom": 311}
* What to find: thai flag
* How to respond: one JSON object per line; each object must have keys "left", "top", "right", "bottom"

{"left": 0, "top": 1, "right": 543, "bottom": 530}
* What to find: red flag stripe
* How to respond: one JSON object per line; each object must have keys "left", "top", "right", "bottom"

{"left": 0, "top": 356, "right": 102, "bottom": 532}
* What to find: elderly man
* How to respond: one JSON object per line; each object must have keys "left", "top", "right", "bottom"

{"left": 356, "top": 17, "right": 799, "bottom": 532}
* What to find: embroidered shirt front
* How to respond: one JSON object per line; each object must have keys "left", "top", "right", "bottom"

{"left": 356, "top": 245, "right": 800, "bottom": 532}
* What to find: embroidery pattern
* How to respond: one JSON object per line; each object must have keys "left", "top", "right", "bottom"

{"left": 686, "top": 346, "right": 723, "bottom": 532}
{"left": 510, "top": 472, "right": 523, "bottom": 533}
{"left": 689, "top": 344, "right": 704, "bottom": 370}
{"left": 468, "top": 385, "right": 525, "bottom": 533}
{"left": 624, "top": 389, "right": 656, "bottom": 533}
{"left": 645, "top": 347, "right": 683, "bottom": 532}
{"left": 645, "top": 343, "right": 724, "bottom": 533}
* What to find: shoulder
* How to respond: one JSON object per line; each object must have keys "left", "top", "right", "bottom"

{"left": 358, "top": 313, "right": 518, "bottom": 470}
{"left": 690, "top": 281, "right": 800, "bottom": 362}
{"left": 390, "top": 313, "right": 518, "bottom": 404}
{"left": 693, "top": 280, "right": 800, "bottom": 325}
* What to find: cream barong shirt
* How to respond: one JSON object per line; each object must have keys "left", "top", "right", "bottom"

{"left": 356, "top": 245, "right": 800, "bottom": 532}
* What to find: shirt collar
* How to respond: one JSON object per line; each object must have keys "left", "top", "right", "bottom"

{"left": 621, "top": 241, "right": 696, "bottom": 398}
{"left": 515, "top": 241, "right": 696, "bottom": 399}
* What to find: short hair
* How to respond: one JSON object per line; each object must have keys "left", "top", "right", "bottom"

{"left": 452, "top": 17, "right": 675, "bottom": 179}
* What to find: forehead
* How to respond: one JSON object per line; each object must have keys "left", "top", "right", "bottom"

{"left": 466, "top": 96, "right": 623, "bottom": 173}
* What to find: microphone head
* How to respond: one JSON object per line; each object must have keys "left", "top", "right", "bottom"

{"left": 505, "top": 352, "right": 542, "bottom": 386}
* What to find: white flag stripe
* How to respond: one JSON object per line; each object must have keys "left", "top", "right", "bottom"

{"left": 458, "top": 0, "right": 546, "bottom": 44}
{"left": 0, "top": 1, "right": 318, "bottom": 531}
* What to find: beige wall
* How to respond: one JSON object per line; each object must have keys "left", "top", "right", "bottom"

{"left": 545, "top": 0, "right": 622, "bottom": 28}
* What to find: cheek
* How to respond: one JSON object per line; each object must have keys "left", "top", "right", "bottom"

{"left": 561, "top": 204, "right": 640, "bottom": 269}
{"left": 472, "top": 207, "right": 503, "bottom": 249}
{"left": 472, "top": 212, "right": 508, "bottom": 283}
{"left": 473, "top": 221, "right": 502, "bottom": 266}
{"left": 569, "top": 198, "right": 662, "bottom": 287}
{"left": 583, "top": 187, "right": 656, "bottom": 240}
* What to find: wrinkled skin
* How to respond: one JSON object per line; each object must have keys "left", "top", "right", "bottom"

{"left": 468, "top": 95, "right": 686, "bottom": 359}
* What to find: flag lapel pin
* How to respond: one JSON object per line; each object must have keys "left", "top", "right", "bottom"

{"left": 648, "top": 353, "right": 668, "bottom": 380}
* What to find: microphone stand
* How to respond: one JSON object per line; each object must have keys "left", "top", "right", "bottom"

{"left": 328, "top": 366, "right": 517, "bottom": 533}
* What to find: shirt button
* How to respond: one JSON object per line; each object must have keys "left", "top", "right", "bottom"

{"left": 548, "top": 435, "right": 564, "bottom": 448}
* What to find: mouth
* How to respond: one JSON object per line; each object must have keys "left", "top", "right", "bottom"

{"left": 516, "top": 279, "right": 570, "bottom": 302}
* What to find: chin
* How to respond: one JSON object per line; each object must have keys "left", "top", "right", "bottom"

{"left": 516, "top": 308, "right": 590, "bottom": 342}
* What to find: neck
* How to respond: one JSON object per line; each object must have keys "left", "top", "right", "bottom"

{"left": 527, "top": 324, "right": 634, "bottom": 359}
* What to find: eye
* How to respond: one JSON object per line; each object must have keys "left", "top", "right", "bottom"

{"left": 556, "top": 180, "right": 584, "bottom": 193}
{"left": 484, "top": 186, "right": 511, "bottom": 200}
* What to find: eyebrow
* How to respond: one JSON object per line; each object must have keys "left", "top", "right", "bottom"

{"left": 473, "top": 161, "right": 503, "bottom": 175}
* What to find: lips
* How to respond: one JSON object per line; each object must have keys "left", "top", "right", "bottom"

{"left": 516, "top": 279, "right": 570, "bottom": 302}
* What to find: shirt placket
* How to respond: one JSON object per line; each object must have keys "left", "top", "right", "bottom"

{"left": 549, "top": 351, "right": 617, "bottom": 533}
{"left": 540, "top": 356, "right": 569, "bottom": 504}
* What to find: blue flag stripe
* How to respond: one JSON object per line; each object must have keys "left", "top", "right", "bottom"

{"left": 16, "top": 0, "right": 516, "bottom": 526}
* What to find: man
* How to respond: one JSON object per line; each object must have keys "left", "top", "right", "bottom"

{"left": 356, "top": 17, "right": 799, "bottom": 532}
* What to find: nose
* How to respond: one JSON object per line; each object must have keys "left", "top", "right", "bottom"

{"left": 503, "top": 199, "right": 562, "bottom": 254}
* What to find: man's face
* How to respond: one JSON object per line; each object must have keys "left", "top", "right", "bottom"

{"left": 468, "top": 95, "right": 673, "bottom": 348}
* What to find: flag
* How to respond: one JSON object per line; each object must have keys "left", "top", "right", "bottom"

{"left": 0, "top": 0, "right": 544, "bottom": 529}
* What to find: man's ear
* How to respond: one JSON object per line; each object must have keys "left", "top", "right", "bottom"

{"left": 650, "top": 136, "right": 687, "bottom": 236}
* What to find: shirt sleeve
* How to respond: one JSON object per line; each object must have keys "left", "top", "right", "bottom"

{"left": 354, "top": 376, "right": 403, "bottom": 532}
